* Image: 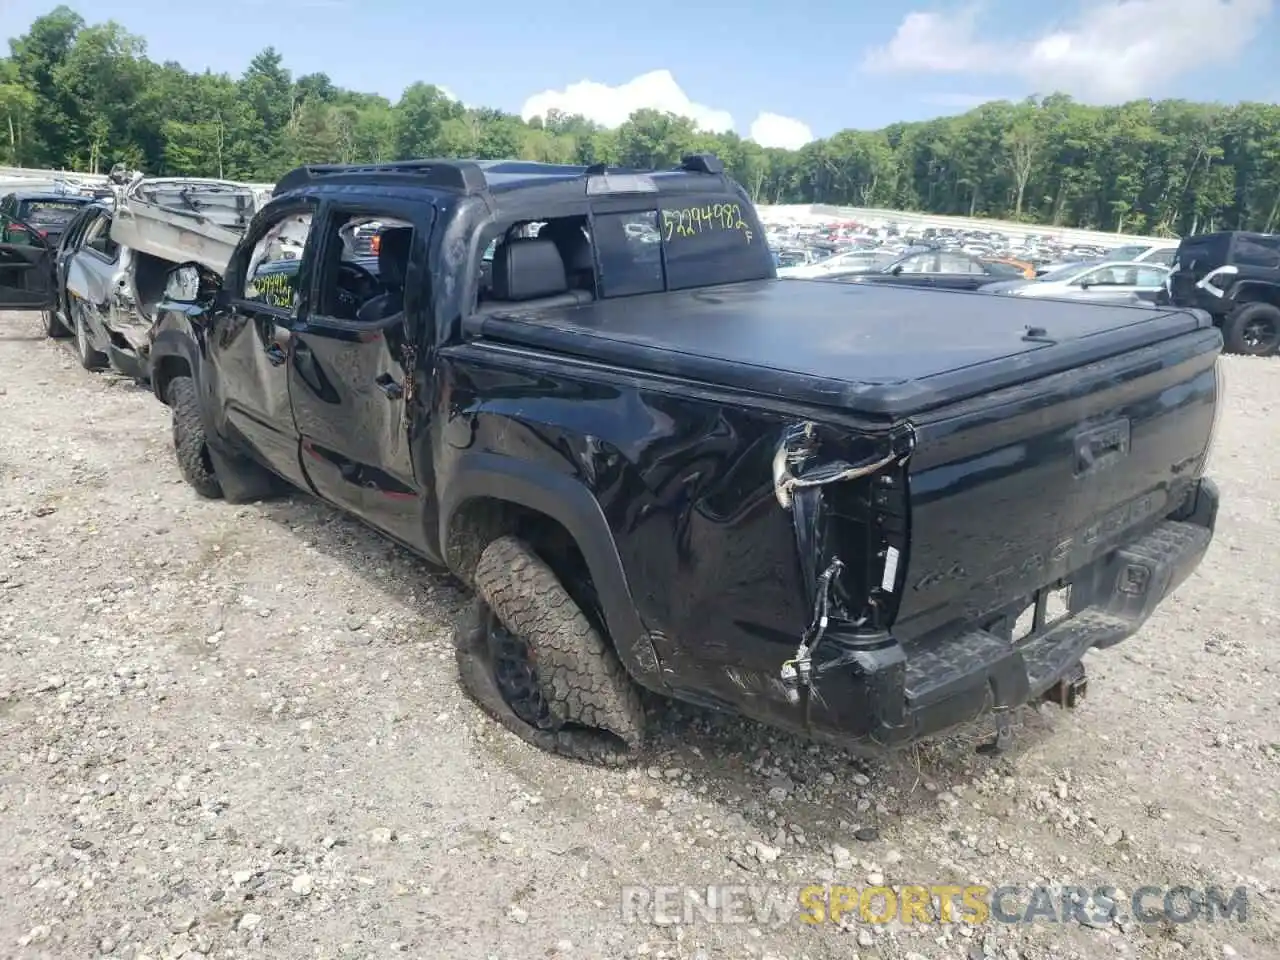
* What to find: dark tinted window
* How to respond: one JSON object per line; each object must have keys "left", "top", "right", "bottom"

{"left": 1173, "top": 235, "right": 1227, "bottom": 274}
{"left": 1234, "top": 234, "right": 1280, "bottom": 269}
{"left": 658, "top": 199, "right": 773, "bottom": 290}
{"left": 592, "top": 211, "right": 665, "bottom": 297}
{"left": 23, "top": 200, "right": 86, "bottom": 226}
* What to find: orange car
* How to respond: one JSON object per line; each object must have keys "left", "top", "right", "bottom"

{"left": 983, "top": 256, "right": 1037, "bottom": 279}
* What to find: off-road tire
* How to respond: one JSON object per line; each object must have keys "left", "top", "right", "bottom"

{"left": 1222, "top": 302, "right": 1280, "bottom": 357}
{"left": 72, "top": 306, "right": 107, "bottom": 371}
{"left": 42, "top": 308, "right": 70, "bottom": 339}
{"left": 455, "top": 535, "right": 646, "bottom": 765}
{"left": 166, "top": 376, "right": 223, "bottom": 499}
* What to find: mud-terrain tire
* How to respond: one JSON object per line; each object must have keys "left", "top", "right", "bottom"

{"left": 42, "top": 308, "right": 70, "bottom": 339}
{"left": 166, "top": 376, "right": 223, "bottom": 499}
{"left": 1222, "top": 302, "right": 1280, "bottom": 356}
{"left": 455, "top": 535, "right": 646, "bottom": 765}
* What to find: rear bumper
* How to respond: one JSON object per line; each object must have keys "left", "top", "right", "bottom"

{"left": 797, "top": 478, "right": 1218, "bottom": 750}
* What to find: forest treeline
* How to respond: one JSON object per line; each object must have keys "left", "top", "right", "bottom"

{"left": 2, "top": 7, "right": 1279, "bottom": 237}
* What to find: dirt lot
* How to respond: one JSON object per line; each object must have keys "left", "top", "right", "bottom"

{"left": 1, "top": 311, "right": 1277, "bottom": 960}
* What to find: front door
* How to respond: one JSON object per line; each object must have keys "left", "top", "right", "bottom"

{"left": 206, "top": 203, "right": 319, "bottom": 489}
{"left": 0, "top": 212, "right": 56, "bottom": 311}
{"left": 288, "top": 200, "right": 435, "bottom": 551}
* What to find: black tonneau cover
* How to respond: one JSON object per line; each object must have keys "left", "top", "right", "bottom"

{"left": 463, "top": 279, "right": 1212, "bottom": 418}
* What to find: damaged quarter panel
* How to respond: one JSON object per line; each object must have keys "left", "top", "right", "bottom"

{"left": 435, "top": 342, "right": 911, "bottom": 736}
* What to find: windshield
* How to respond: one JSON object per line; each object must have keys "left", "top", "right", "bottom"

{"left": 1037, "top": 263, "right": 1090, "bottom": 282}
{"left": 1107, "top": 245, "right": 1148, "bottom": 260}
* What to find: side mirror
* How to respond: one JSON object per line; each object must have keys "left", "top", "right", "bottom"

{"left": 890, "top": 264, "right": 904, "bottom": 276}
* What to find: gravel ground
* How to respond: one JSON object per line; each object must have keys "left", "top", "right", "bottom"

{"left": 1, "top": 312, "right": 1277, "bottom": 960}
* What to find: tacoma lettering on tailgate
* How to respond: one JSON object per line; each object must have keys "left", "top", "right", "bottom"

{"left": 911, "top": 490, "right": 1165, "bottom": 604}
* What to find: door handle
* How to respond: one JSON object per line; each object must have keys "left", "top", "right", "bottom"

{"left": 292, "top": 340, "right": 325, "bottom": 392}
{"left": 375, "top": 373, "right": 404, "bottom": 399}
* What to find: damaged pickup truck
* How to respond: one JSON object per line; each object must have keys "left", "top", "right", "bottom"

{"left": 144, "top": 155, "right": 1222, "bottom": 764}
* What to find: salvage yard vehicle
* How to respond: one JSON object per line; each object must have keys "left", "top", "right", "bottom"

{"left": 978, "top": 261, "right": 1171, "bottom": 304}
{"left": 833, "top": 248, "right": 1031, "bottom": 291}
{"left": 0, "top": 189, "right": 97, "bottom": 248}
{"left": 144, "top": 155, "right": 1222, "bottom": 766}
{"left": 1161, "top": 230, "right": 1280, "bottom": 356}
{"left": 0, "top": 174, "right": 273, "bottom": 380}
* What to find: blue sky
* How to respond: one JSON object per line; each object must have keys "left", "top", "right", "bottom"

{"left": 2, "top": 0, "right": 1276, "bottom": 149}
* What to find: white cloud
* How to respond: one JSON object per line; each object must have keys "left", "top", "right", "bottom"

{"left": 863, "top": 0, "right": 1275, "bottom": 102}
{"left": 749, "top": 112, "right": 815, "bottom": 150}
{"left": 521, "top": 70, "right": 735, "bottom": 133}
{"left": 521, "top": 70, "right": 815, "bottom": 150}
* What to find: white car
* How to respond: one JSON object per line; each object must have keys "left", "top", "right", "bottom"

{"left": 778, "top": 248, "right": 898, "bottom": 278}
{"left": 979, "top": 261, "right": 1171, "bottom": 303}
{"left": 1036, "top": 241, "right": 1178, "bottom": 276}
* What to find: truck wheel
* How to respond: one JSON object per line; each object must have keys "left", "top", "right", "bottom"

{"left": 166, "top": 376, "right": 223, "bottom": 499}
{"left": 455, "top": 535, "right": 646, "bottom": 765}
{"left": 1222, "top": 302, "right": 1280, "bottom": 356}
{"left": 72, "top": 306, "right": 108, "bottom": 371}
{"left": 42, "top": 309, "right": 70, "bottom": 339}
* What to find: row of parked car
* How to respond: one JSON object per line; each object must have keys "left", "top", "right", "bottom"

{"left": 766, "top": 219, "right": 1174, "bottom": 277}
{"left": 763, "top": 225, "right": 1279, "bottom": 356}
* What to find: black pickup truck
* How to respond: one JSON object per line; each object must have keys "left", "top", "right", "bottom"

{"left": 140, "top": 156, "right": 1223, "bottom": 765}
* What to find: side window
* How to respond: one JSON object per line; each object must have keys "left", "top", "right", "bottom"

{"left": 657, "top": 198, "right": 773, "bottom": 290}
{"left": 83, "top": 215, "right": 120, "bottom": 260}
{"left": 937, "top": 252, "right": 983, "bottom": 274}
{"left": 1235, "top": 235, "right": 1280, "bottom": 269}
{"left": 316, "top": 213, "right": 416, "bottom": 322}
{"left": 1149, "top": 248, "right": 1176, "bottom": 267}
{"left": 1134, "top": 266, "right": 1167, "bottom": 287}
{"left": 242, "top": 212, "right": 314, "bottom": 311}
{"left": 897, "top": 252, "right": 937, "bottom": 274}
{"left": 592, "top": 211, "right": 664, "bottom": 298}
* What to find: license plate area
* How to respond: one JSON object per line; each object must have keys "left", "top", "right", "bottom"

{"left": 1008, "top": 585, "right": 1072, "bottom": 644}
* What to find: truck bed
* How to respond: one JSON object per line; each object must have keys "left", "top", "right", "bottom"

{"left": 463, "top": 279, "right": 1212, "bottom": 418}
{"left": 108, "top": 176, "right": 271, "bottom": 274}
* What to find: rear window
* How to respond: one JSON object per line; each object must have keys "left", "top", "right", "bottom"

{"left": 591, "top": 197, "right": 773, "bottom": 298}
{"left": 1173, "top": 236, "right": 1227, "bottom": 273}
{"left": 23, "top": 200, "right": 85, "bottom": 225}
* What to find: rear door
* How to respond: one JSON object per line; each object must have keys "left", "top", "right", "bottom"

{"left": 0, "top": 211, "right": 56, "bottom": 310}
{"left": 289, "top": 198, "right": 435, "bottom": 550}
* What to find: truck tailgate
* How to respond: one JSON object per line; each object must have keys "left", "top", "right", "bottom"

{"left": 891, "top": 327, "right": 1221, "bottom": 644}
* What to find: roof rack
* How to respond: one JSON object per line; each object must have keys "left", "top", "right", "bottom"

{"left": 679, "top": 154, "right": 724, "bottom": 175}
{"left": 272, "top": 159, "right": 489, "bottom": 197}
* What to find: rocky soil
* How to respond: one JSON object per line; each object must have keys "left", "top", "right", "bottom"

{"left": 1, "top": 312, "right": 1277, "bottom": 960}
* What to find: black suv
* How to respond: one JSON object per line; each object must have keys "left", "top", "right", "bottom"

{"left": 0, "top": 190, "right": 97, "bottom": 248}
{"left": 1163, "top": 230, "right": 1280, "bottom": 356}
{"left": 135, "top": 155, "right": 1219, "bottom": 766}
